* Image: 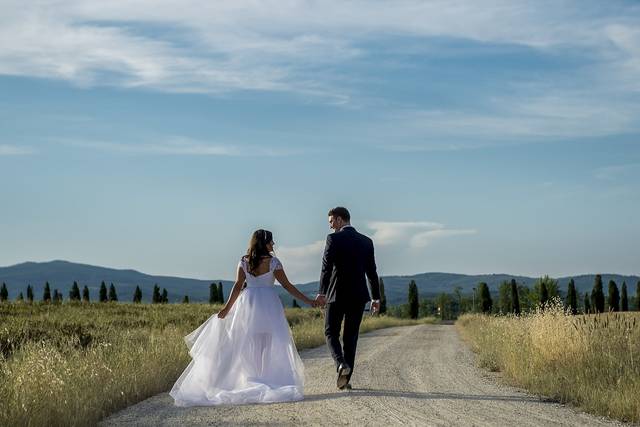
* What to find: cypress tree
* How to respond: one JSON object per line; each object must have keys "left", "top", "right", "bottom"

{"left": 584, "top": 291, "right": 591, "bottom": 313}
{"left": 621, "top": 282, "right": 629, "bottom": 312}
{"left": 161, "top": 288, "right": 168, "bottom": 303}
{"left": 217, "top": 282, "right": 224, "bottom": 304}
{"left": 27, "top": 285, "right": 34, "bottom": 303}
{"left": 479, "top": 282, "right": 493, "bottom": 313}
{"left": 636, "top": 281, "right": 640, "bottom": 311}
{"left": 0, "top": 282, "right": 7, "bottom": 302}
{"left": 510, "top": 279, "right": 520, "bottom": 315}
{"left": 69, "top": 281, "right": 81, "bottom": 301}
{"left": 17, "top": 291, "right": 24, "bottom": 301}
{"left": 152, "top": 284, "right": 161, "bottom": 304}
{"left": 607, "top": 280, "right": 619, "bottom": 312}
{"left": 99, "top": 281, "right": 108, "bottom": 302}
{"left": 566, "top": 279, "right": 577, "bottom": 315}
{"left": 133, "top": 286, "right": 142, "bottom": 303}
{"left": 539, "top": 281, "right": 549, "bottom": 307}
{"left": 534, "top": 276, "right": 559, "bottom": 301}
{"left": 53, "top": 289, "right": 59, "bottom": 303}
{"left": 498, "top": 280, "right": 511, "bottom": 314}
{"left": 43, "top": 282, "right": 51, "bottom": 303}
{"left": 82, "top": 285, "right": 90, "bottom": 302}
{"left": 108, "top": 283, "right": 118, "bottom": 302}
{"left": 591, "top": 274, "right": 605, "bottom": 313}
{"left": 292, "top": 299, "right": 300, "bottom": 308}
{"left": 379, "top": 278, "right": 387, "bottom": 314}
{"left": 209, "top": 283, "right": 218, "bottom": 304}
{"left": 182, "top": 295, "right": 189, "bottom": 304}
{"left": 408, "top": 280, "right": 419, "bottom": 319}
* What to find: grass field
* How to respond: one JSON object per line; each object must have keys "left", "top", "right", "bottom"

{"left": 0, "top": 301, "right": 434, "bottom": 427}
{"left": 457, "top": 301, "right": 640, "bottom": 423}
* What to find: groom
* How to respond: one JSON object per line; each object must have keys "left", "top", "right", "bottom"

{"left": 315, "top": 207, "right": 381, "bottom": 390}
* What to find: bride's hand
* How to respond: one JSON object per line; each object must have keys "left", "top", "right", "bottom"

{"left": 217, "top": 306, "right": 229, "bottom": 319}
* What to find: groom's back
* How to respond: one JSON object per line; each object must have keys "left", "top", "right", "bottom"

{"left": 332, "top": 228, "right": 371, "bottom": 273}
{"left": 322, "top": 227, "right": 379, "bottom": 305}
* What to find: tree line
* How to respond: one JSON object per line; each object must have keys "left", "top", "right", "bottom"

{"left": 480, "top": 275, "right": 639, "bottom": 315}
{"left": 386, "top": 276, "right": 640, "bottom": 320}
{"left": 0, "top": 281, "right": 226, "bottom": 305}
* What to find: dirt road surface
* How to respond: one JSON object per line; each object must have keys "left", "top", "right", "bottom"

{"left": 100, "top": 324, "right": 623, "bottom": 426}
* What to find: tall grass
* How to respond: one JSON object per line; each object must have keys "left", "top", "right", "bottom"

{"left": 0, "top": 302, "right": 433, "bottom": 426}
{"left": 457, "top": 300, "right": 640, "bottom": 423}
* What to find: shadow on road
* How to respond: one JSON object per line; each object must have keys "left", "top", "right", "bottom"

{"left": 302, "top": 388, "right": 547, "bottom": 404}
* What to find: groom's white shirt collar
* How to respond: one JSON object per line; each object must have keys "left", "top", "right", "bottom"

{"left": 338, "top": 224, "right": 354, "bottom": 232}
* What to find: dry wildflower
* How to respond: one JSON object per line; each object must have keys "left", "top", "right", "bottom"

{"left": 458, "top": 306, "right": 640, "bottom": 423}
{"left": 0, "top": 301, "right": 424, "bottom": 427}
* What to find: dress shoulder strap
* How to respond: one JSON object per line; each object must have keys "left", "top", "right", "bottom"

{"left": 270, "top": 256, "right": 283, "bottom": 271}
{"left": 238, "top": 256, "right": 248, "bottom": 273}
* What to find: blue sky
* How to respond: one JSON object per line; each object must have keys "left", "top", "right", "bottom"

{"left": 1, "top": 1, "right": 639, "bottom": 282}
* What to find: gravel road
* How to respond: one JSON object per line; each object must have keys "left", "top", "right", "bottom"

{"left": 99, "top": 323, "right": 624, "bottom": 426}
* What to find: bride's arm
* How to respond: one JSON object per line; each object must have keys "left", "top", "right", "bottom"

{"left": 273, "top": 268, "right": 316, "bottom": 306}
{"left": 218, "top": 265, "right": 246, "bottom": 318}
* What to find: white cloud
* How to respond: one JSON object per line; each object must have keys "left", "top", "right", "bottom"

{"left": 274, "top": 220, "right": 477, "bottom": 281}
{"left": 367, "top": 221, "right": 477, "bottom": 248}
{"left": 594, "top": 163, "right": 640, "bottom": 181}
{"left": 367, "top": 221, "right": 444, "bottom": 245}
{"left": 409, "top": 228, "right": 478, "bottom": 249}
{"left": 603, "top": 24, "right": 640, "bottom": 91}
{"left": 55, "top": 136, "right": 299, "bottom": 156}
{"left": 276, "top": 240, "right": 325, "bottom": 282}
{"left": 376, "top": 89, "right": 640, "bottom": 149}
{"left": 3, "top": 1, "right": 639, "bottom": 152}
{"left": 0, "top": 144, "right": 36, "bottom": 155}
{"left": 0, "top": 0, "right": 638, "bottom": 99}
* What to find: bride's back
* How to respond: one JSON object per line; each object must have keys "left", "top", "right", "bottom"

{"left": 240, "top": 256, "right": 282, "bottom": 288}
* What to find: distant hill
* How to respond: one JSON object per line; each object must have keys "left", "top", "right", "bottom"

{"left": 0, "top": 260, "right": 637, "bottom": 307}
{"left": 0, "top": 260, "right": 233, "bottom": 304}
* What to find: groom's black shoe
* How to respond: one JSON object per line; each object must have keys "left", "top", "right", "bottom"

{"left": 337, "top": 363, "right": 351, "bottom": 389}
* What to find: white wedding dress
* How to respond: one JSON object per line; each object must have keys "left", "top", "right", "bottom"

{"left": 169, "top": 256, "right": 305, "bottom": 406}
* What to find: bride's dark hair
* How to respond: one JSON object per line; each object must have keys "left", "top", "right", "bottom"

{"left": 245, "top": 229, "right": 273, "bottom": 275}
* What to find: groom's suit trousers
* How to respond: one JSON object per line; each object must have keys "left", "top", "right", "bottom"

{"left": 324, "top": 298, "right": 366, "bottom": 381}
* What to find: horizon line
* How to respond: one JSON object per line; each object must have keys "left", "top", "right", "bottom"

{"left": 1, "top": 259, "right": 638, "bottom": 284}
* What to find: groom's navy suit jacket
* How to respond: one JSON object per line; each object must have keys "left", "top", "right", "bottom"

{"left": 319, "top": 226, "right": 381, "bottom": 306}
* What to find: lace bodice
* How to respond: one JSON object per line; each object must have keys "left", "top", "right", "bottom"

{"left": 238, "top": 256, "right": 283, "bottom": 288}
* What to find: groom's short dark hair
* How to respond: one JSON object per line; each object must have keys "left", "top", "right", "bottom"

{"left": 328, "top": 207, "right": 350, "bottom": 222}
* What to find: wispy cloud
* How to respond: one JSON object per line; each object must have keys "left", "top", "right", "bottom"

{"left": 367, "top": 221, "right": 477, "bottom": 248}
{"left": 276, "top": 220, "right": 478, "bottom": 281}
{"left": 366, "top": 221, "right": 443, "bottom": 245}
{"left": 376, "top": 89, "right": 640, "bottom": 151}
{"left": 409, "top": 228, "right": 478, "bottom": 249}
{"left": 3, "top": 1, "right": 639, "bottom": 155}
{"left": 55, "top": 136, "right": 299, "bottom": 157}
{"left": 0, "top": 1, "right": 638, "bottom": 101}
{"left": 276, "top": 240, "right": 325, "bottom": 283}
{"left": 594, "top": 163, "right": 640, "bottom": 181}
{"left": 603, "top": 23, "right": 640, "bottom": 92}
{"left": 0, "top": 144, "right": 36, "bottom": 155}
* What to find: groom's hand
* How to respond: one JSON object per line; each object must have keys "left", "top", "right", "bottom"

{"left": 370, "top": 300, "right": 380, "bottom": 315}
{"left": 314, "top": 294, "right": 327, "bottom": 307}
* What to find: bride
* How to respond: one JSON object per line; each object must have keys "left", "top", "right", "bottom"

{"left": 170, "top": 229, "right": 317, "bottom": 406}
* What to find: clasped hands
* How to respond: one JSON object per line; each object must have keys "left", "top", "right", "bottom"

{"left": 311, "top": 294, "right": 327, "bottom": 308}
{"left": 310, "top": 295, "right": 380, "bottom": 314}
